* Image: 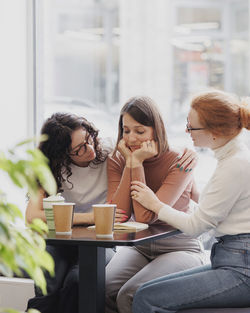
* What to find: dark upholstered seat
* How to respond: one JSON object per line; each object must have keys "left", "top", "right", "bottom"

{"left": 178, "top": 309, "right": 250, "bottom": 313}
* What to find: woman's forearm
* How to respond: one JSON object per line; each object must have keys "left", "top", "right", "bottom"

{"left": 107, "top": 164, "right": 132, "bottom": 218}
{"left": 73, "top": 212, "right": 94, "bottom": 225}
{"left": 131, "top": 166, "right": 156, "bottom": 223}
{"left": 25, "top": 189, "right": 46, "bottom": 223}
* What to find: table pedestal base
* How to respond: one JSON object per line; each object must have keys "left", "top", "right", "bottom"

{"left": 79, "top": 246, "right": 106, "bottom": 313}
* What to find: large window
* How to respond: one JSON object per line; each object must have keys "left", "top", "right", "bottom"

{"left": 35, "top": 0, "right": 119, "bottom": 137}
{"left": 35, "top": 0, "right": 250, "bottom": 187}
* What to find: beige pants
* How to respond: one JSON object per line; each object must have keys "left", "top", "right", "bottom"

{"left": 105, "top": 234, "right": 207, "bottom": 313}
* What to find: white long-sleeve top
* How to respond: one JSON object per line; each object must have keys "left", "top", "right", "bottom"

{"left": 158, "top": 136, "right": 250, "bottom": 237}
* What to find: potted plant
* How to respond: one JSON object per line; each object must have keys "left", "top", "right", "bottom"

{"left": 0, "top": 137, "right": 56, "bottom": 313}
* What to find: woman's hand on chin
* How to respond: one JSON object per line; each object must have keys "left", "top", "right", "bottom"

{"left": 118, "top": 139, "right": 132, "bottom": 163}
{"left": 132, "top": 140, "right": 158, "bottom": 164}
{"left": 130, "top": 181, "right": 164, "bottom": 214}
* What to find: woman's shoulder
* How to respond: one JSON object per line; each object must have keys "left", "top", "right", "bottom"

{"left": 213, "top": 146, "right": 250, "bottom": 187}
{"left": 166, "top": 147, "right": 180, "bottom": 157}
{"left": 222, "top": 146, "right": 250, "bottom": 173}
{"left": 107, "top": 149, "right": 126, "bottom": 171}
{"left": 145, "top": 148, "right": 179, "bottom": 169}
{"left": 168, "top": 145, "right": 196, "bottom": 156}
{"left": 156, "top": 146, "right": 197, "bottom": 170}
{"left": 159, "top": 147, "right": 181, "bottom": 162}
{"left": 108, "top": 149, "right": 124, "bottom": 162}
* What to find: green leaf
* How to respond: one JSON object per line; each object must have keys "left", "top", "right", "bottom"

{"left": 6, "top": 171, "right": 23, "bottom": 189}
{"left": 31, "top": 218, "right": 49, "bottom": 234}
{"left": 35, "top": 165, "right": 57, "bottom": 196}
{"left": 0, "top": 262, "right": 13, "bottom": 277}
{"left": 0, "top": 222, "right": 11, "bottom": 239}
{"left": 0, "top": 137, "right": 57, "bottom": 302}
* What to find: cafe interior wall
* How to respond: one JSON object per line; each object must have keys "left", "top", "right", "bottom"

{"left": 0, "top": 0, "right": 33, "bottom": 218}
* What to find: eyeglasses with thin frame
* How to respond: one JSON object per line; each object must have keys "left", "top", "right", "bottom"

{"left": 186, "top": 120, "right": 206, "bottom": 133}
{"left": 69, "top": 134, "right": 92, "bottom": 157}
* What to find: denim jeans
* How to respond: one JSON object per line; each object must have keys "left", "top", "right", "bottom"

{"left": 132, "top": 234, "right": 250, "bottom": 313}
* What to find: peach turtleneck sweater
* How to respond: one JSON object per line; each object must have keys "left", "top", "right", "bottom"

{"left": 107, "top": 148, "right": 197, "bottom": 224}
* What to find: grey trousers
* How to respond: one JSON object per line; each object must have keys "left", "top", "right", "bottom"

{"left": 105, "top": 234, "right": 207, "bottom": 313}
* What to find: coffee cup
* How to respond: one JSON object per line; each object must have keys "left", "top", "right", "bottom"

{"left": 43, "top": 193, "right": 65, "bottom": 231}
{"left": 53, "top": 202, "right": 75, "bottom": 234}
{"left": 93, "top": 204, "right": 116, "bottom": 238}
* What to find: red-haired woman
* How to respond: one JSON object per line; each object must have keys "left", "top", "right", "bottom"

{"left": 132, "top": 90, "right": 250, "bottom": 312}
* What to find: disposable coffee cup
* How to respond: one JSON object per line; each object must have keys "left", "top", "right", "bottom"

{"left": 53, "top": 202, "right": 75, "bottom": 235}
{"left": 43, "top": 193, "right": 65, "bottom": 231}
{"left": 93, "top": 204, "right": 116, "bottom": 238}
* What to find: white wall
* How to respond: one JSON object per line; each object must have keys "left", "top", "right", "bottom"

{"left": 0, "top": 0, "right": 33, "bottom": 216}
{"left": 0, "top": 0, "right": 32, "bottom": 148}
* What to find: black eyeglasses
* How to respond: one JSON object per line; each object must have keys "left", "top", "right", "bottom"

{"left": 186, "top": 122, "right": 205, "bottom": 133}
{"left": 69, "top": 142, "right": 88, "bottom": 156}
{"left": 69, "top": 134, "right": 92, "bottom": 157}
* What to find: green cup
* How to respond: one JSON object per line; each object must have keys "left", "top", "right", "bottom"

{"left": 43, "top": 193, "right": 65, "bottom": 231}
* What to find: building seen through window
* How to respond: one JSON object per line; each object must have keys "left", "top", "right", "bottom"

{"left": 35, "top": 0, "right": 250, "bottom": 188}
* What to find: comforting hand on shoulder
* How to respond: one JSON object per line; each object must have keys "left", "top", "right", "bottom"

{"left": 132, "top": 140, "right": 158, "bottom": 164}
{"left": 177, "top": 147, "right": 198, "bottom": 172}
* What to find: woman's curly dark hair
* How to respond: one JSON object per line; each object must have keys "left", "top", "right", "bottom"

{"left": 39, "top": 112, "right": 108, "bottom": 192}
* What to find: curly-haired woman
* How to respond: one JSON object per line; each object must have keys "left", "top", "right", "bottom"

{"left": 26, "top": 112, "right": 115, "bottom": 313}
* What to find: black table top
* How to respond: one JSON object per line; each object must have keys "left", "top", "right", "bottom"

{"left": 46, "top": 224, "right": 179, "bottom": 248}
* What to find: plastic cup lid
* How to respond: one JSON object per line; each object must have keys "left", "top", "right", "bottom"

{"left": 43, "top": 193, "right": 65, "bottom": 202}
{"left": 52, "top": 202, "right": 75, "bottom": 206}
